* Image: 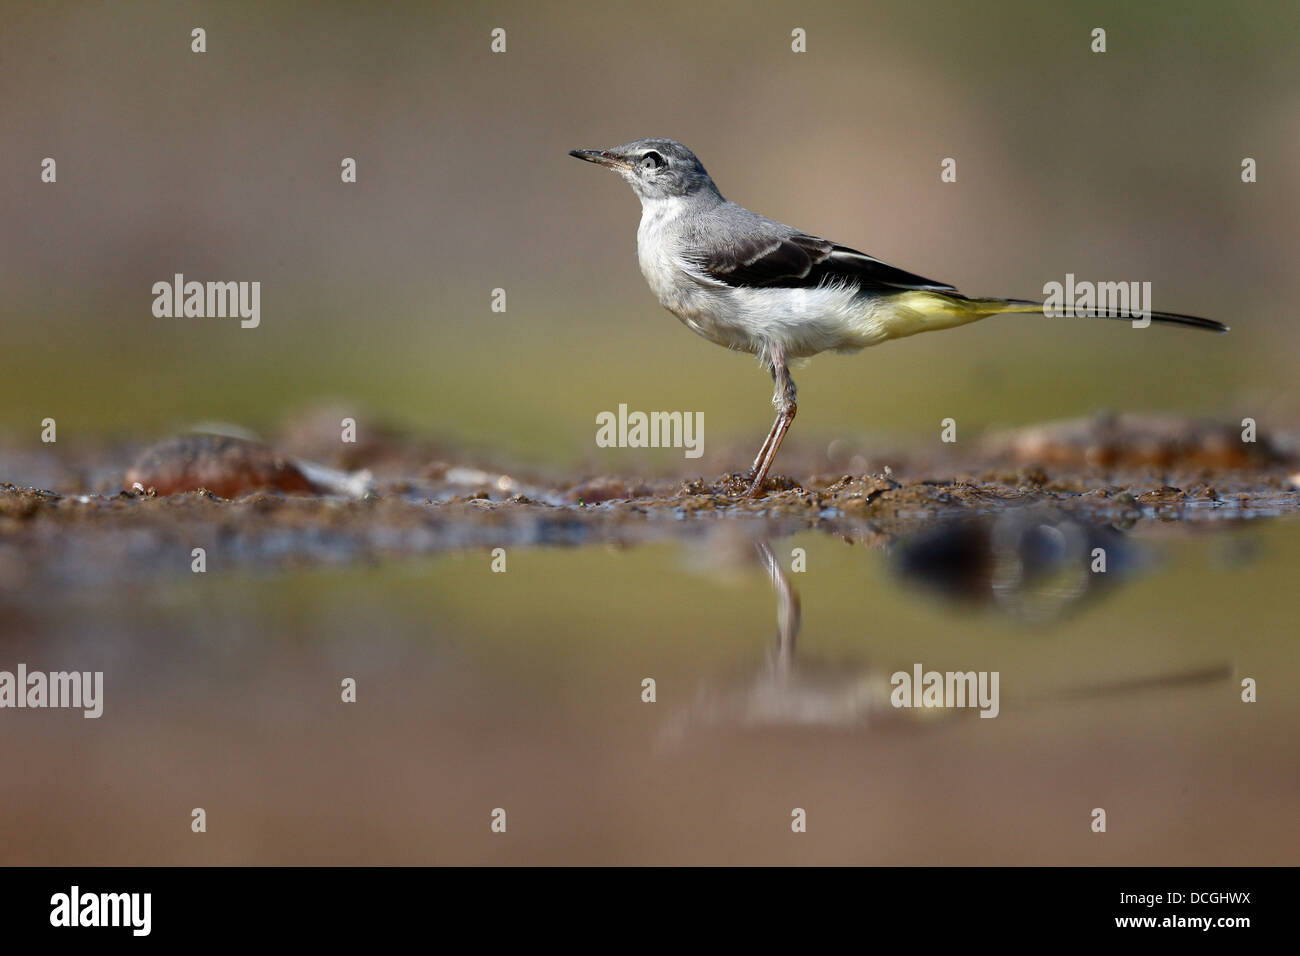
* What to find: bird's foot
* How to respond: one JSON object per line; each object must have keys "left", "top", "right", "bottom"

{"left": 714, "top": 471, "right": 797, "bottom": 499}
{"left": 711, "top": 472, "right": 761, "bottom": 498}
{"left": 709, "top": 462, "right": 758, "bottom": 498}
{"left": 743, "top": 472, "right": 800, "bottom": 499}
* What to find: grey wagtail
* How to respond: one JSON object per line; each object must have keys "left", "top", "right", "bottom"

{"left": 570, "top": 139, "right": 1226, "bottom": 497}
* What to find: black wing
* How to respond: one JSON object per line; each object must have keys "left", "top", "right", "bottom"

{"left": 693, "top": 233, "right": 957, "bottom": 294}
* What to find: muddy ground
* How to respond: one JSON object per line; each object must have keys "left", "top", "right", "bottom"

{"left": 2, "top": 412, "right": 1297, "bottom": 590}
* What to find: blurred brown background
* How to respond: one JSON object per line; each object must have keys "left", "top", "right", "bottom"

{"left": 1, "top": 0, "right": 1296, "bottom": 468}
{"left": 1, "top": 2, "right": 1297, "bottom": 868}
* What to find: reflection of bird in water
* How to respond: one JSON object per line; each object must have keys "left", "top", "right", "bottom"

{"left": 659, "top": 540, "right": 930, "bottom": 745}
{"left": 889, "top": 506, "right": 1137, "bottom": 624}
{"left": 758, "top": 540, "right": 800, "bottom": 676}
{"left": 659, "top": 532, "right": 1230, "bottom": 745}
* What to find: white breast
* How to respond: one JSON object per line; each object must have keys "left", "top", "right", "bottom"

{"left": 635, "top": 197, "right": 690, "bottom": 303}
{"left": 636, "top": 197, "right": 763, "bottom": 354}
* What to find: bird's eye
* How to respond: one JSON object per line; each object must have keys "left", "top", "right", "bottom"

{"left": 640, "top": 151, "right": 666, "bottom": 171}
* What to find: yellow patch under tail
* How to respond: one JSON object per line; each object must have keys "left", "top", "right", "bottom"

{"left": 859, "top": 291, "right": 1035, "bottom": 345}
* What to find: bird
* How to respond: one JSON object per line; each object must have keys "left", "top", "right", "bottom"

{"left": 569, "top": 138, "right": 1227, "bottom": 498}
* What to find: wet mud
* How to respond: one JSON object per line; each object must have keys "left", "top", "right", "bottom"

{"left": 1, "top": 412, "right": 1296, "bottom": 590}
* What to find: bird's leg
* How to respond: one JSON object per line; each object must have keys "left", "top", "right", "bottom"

{"left": 746, "top": 353, "right": 797, "bottom": 498}
{"left": 747, "top": 353, "right": 788, "bottom": 477}
{"left": 749, "top": 409, "right": 783, "bottom": 477}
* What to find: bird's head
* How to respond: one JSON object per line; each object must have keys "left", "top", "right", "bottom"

{"left": 569, "top": 138, "right": 719, "bottom": 202}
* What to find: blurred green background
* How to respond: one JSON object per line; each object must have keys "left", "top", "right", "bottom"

{"left": 1, "top": 0, "right": 1296, "bottom": 470}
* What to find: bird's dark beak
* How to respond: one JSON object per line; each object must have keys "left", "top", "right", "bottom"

{"left": 569, "top": 148, "right": 633, "bottom": 171}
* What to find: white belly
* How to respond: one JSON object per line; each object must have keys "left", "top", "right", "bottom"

{"left": 633, "top": 199, "right": 897, "bottom": 362}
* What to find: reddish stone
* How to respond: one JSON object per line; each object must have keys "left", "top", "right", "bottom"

{"left": 125, "top": 434, "right": 316, "bottom": 498}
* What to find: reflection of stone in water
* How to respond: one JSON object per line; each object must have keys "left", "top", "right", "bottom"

{"left": 1209, "top": 534, "right": 1265, "bottom": 572}
{"left": 890, "top": 507, "right": 1135, "bottom": 624}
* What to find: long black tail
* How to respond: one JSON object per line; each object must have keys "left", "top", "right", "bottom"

{"left": 995, "top": 298, "right": 1228, "bottom": 333}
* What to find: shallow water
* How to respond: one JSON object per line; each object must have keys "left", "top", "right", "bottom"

{"left": 1, "top": 503, "right": 1295, "bottom": 865}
